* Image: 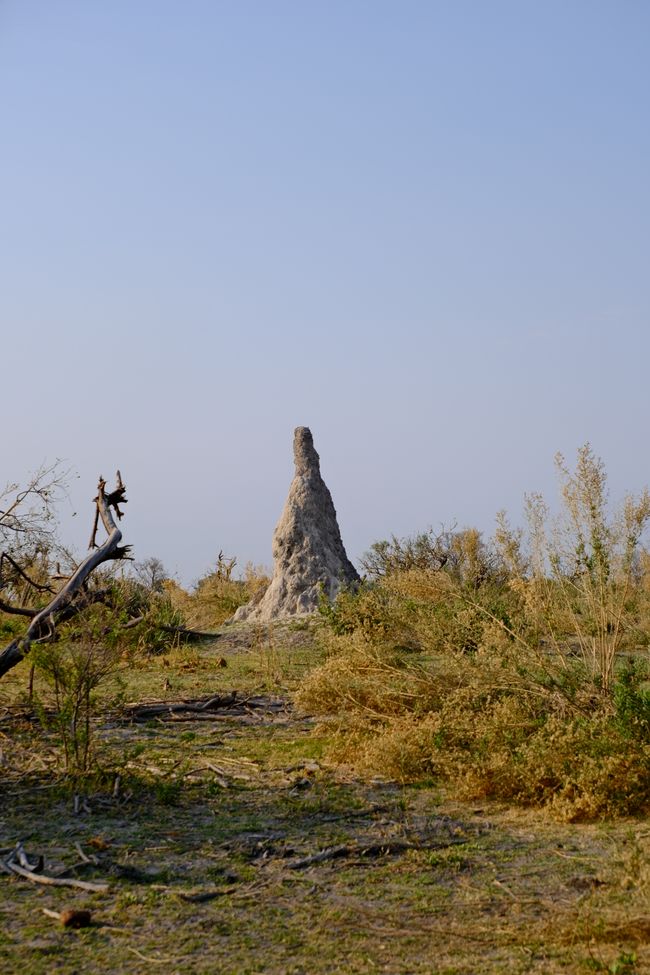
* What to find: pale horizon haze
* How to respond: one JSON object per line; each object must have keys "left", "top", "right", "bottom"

{"left": 2, "top": 2, "right": 649, "bottom": 584}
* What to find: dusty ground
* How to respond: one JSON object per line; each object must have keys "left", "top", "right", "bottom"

{"left": 0, "top": 625, "right": 648, "bottom": 974}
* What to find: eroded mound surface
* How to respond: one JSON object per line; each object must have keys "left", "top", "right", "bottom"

{"left": 234, "top": 427, "right": 359, "bottom": 621}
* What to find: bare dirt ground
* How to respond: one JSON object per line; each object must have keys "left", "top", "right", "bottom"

{"left": 0, "top": 626, "right": 648, "bottom": 974}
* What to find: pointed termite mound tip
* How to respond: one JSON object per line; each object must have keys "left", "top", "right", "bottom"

{"left": 293, "top": 426, "right": 320, "bottom": 475}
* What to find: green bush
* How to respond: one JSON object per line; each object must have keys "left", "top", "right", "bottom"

{"left": 614, "top": 660, "right": 650, "bottom": 741}
{"left": 31, "top": 634, "right": 121, "bottom": 774}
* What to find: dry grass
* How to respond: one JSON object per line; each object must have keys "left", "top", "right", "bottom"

{"left": 298, "top": 628, "right": 650, "bottom": 821}
{"left": 166, "top": 562, "right": 271, "bottom": 630}
{"left": 298, "top": 448, "right": 650, "bottom": 821}
{"left": 1, "top": 627, "right": 649, "bottom": 974}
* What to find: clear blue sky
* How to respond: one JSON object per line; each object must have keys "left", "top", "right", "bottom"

{"left": 2, "top": 1, "right": 649, "bottom": 583}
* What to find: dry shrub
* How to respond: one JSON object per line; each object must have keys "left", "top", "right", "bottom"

{"left": 299, "top": 624, "right": 650, "bottom": 820}
{"left": 301, "top": 447, "right": 650, "bottom": 819}
{"left": 382, "top": 568, "right": 508, "bottom": 655}
{"left": 297, "top": 631, "right": 444, "bottom": 718}
{"left": 331, "top": 713, "right": 444, "bottom": 781}
{"left": 167, "top": 559, "right": 271, "bottom": 630}
{"left": 495, "top": 445, "right": 650, "bottom": 691}
{"left": 513, "top": 717, "right": 650, "bottom": 820}
{"left": 320, "top": 565, "right": 510, "bottom": 658}
{"left": 242, "top": 562, "right": 272, "bottom": 599}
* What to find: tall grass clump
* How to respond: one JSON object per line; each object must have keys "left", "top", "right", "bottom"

{"left": 495, "top": 445, "right": 650, "bottom": 693}
{"left": 298, "top": 446, "right": 650, "bottom": 820}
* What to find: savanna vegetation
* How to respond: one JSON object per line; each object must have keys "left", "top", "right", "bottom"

{"left": 0, "top": 446, "right": 648, "bottom": 974}
{"left": 302, "top": 445, "right": 650, "bottom": 823}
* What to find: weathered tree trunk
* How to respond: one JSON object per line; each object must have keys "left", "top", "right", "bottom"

{"left": 0, "top": 472, "right": 131, "bottom": 680}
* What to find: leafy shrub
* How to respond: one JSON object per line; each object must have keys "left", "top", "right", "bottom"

{"left": 90, "top": 576, "right": 187, "bottom": 657}
{"left": 614, "top": 660, "right": 650, "bottom": 741}
{"left": 31, "top": 628, "right": 121, "bottom": 774}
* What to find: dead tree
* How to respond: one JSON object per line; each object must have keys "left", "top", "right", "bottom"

{"left": 0, "top": 472, "right": 132, "bottom": 680}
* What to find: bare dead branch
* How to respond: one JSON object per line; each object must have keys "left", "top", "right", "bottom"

{"left": 122, "top": 692, "right": 288, "bottom": 722}
{"left": 88, "top": 505, "right": 100, "bottom": 551}
{"left": 0, "top": 552, "right": 55, "bottom": 594}
{"left": 3, "top": 859, "right": 109, "bottom": 892}
{"left": 0, "top": 472, "right": 131, "bottom": 680}
{"left": 0, "top": 598, "right": 37, "bottom": 618}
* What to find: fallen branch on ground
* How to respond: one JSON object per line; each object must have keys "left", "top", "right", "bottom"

{"left": 2, "top": 840, "right": 106, "bottom": 891}
{"left": 3, "top": 858, "right": 109, "bottom": 892}
{"left": 12, "top": 840, "right": 42, "bottom": 872}
{"left": 287, "top": 838, "right": 460, "bottom": 870}
{"left": 123, "top": 692, "right": 288, "bottom": 722}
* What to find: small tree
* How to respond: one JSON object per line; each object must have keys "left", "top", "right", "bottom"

{"left": 0, "top": 462, "right": 73, "bottom": 614}
{"left": 0, "top": 461, "right": 70, "bottom": 553}
{"left": 32, "top": 624, "right": 121, "bottom": 774}
{"left": 134, "top": 556, "right": 168, "bottom": 593}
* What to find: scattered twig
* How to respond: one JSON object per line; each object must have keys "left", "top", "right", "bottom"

{"left": 178, "top": 885, "right": 238, "bottom": 903}
{"left": 492, "top": 878, "right": 517, "bottom": 899}
{"left": 73, "top": 794, "right": 92, "bottom": 815}
{"left": 156, "top": 879, "right": 271, "bottom": 902}
{"left": 287, "top": 839, "right": 451, "bottom": 870}
{"left": 315, "top": 805, "right": 391, "bottom": 824}
{"left": 74, "top": 842, "right": 98, "bottom": 865}
{"left": 213, "top": 755, "right": 260, "bottom": 768}
{"left": 181, "top": 763, "right": 231, "bottom": 788}
{"left": 287, "top": 841, "right": 409, "bottom": 869}
{"left": 41, "top": 908, "right": 63, "bottom": 920}
{"left": 4, "top": 860, "right": 109, "bottom": 892}
{"left": 126, "top": 946, "right": 171, "bottom": 964}
{"left": 12, "top": 840, "right": 43, "bottom": 872}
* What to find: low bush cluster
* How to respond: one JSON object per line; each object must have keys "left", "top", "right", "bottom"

{"left": 299, "top": 447, "right": 650, "bottom": 820}
{"left": 167, "top": 556, "right": 270, "bottom": 630}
